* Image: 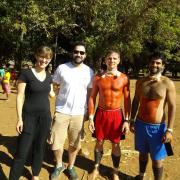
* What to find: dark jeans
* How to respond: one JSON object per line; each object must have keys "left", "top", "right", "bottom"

{"left": 9, "top": 112, "right": 51, "bottom": 180}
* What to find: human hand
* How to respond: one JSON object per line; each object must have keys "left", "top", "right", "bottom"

{"left": 49, "top": 91, "right": 55, "bottom": 98}
{"left": 162, "top": 130, "right": 173, "bottom": 143}
{"left": 130, "top": 121, "right": 135, "bottom": 133}
{"left": 122, "top": 121, "right": 129, "bottom": 134}
{"left": 16, "top": 120, "right": 23, "bottom": 134}
{"left": 88, "top": 119, "right": 95, "bottom": 133}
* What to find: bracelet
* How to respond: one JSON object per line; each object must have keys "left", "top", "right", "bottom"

{"left": 166, "top": 128, "right": 173, "bottom": 134}
{"left": 89, "top": 114, "right": 94, "bottom": 120}
{"left": 124, "top": 119, "right": 129, "bottom": 123}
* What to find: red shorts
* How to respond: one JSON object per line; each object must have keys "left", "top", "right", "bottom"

{"left": 94, "top": 107, "right": 124, "bottom": 143}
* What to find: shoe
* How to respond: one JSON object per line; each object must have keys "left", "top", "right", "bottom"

{"left": 67, "top": 167, "right": 78, "bottom": 180}
{"left": 50, "top": 164, "right": 66, "bottom": 180}
{"left": 134, "top": 175, "right": 140, "bottom": 180}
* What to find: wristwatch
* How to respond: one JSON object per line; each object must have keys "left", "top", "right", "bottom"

{"left": 124, "top": 119, "right": 129, "bottom": 123}
{"left": 166, "top": 128, "right": 173, "bottom": 134}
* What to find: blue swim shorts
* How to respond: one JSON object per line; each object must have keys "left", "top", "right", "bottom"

{"left": 135, "top": 119, "right": 167, "bottom": 160}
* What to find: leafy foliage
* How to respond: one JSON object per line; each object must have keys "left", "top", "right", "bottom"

{"left": 0, "top": 0, "right": 179, "bottom": 73}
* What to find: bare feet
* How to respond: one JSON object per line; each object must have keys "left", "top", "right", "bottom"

{"left": 88, "top": 167, "right": 99, "bottom": 180}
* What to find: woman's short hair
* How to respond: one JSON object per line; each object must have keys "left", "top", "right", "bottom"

{"left": 35, "top": 46, "right": 53, "bottom": 59}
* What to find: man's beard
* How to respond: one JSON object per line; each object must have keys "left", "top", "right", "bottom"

{"left": 149, "top": 67, "right": 163, "bottom": 75}
{"left": 72, "top": 57, "right": 84, "bottom": 64}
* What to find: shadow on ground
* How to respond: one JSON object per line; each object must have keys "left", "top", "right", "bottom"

{"left": 0, "top": 134, "right": 35, "bottom": 179}
{"left": 44, "top": 147, "right": 134, "bottom": 180}
{"left": 0, "top": 134, "right": 134, "bottom": 180}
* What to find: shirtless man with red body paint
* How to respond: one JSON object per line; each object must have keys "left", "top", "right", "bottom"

{"left": 88, "top": 50, "right": 131, "bottom": 180}
{"left": 130, "top": 55, "right": 176, "bottom": 180}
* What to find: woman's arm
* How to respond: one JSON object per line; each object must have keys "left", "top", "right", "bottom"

{"left": 16, "top": 80, "right": 26, "bottom": 134}
{"left": 49, "top": 83, "right": 55, "bottom": 98}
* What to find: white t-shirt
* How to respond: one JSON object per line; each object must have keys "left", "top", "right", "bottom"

{"left": 53, "top": 62, "right": 94, "bottom": 115}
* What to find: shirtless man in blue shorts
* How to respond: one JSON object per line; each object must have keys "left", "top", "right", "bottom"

{"left": 130, "top": 54, "right": 176, "bottom": 180}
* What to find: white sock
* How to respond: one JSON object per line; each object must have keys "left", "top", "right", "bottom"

{"left": 56, "top": 162, "right": 63, "bottom": 168}
{"left": 68, "top": 165, "right": 73, "bottom": 169}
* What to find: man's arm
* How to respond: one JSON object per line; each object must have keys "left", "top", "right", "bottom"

{"left": 162, "top": 79, "right": 176, "bottom": 143}
{"left": 122, "top": 77, "right": 131, "bottom": 134}
{"left": 131, "top": 80, "right": 140, "bottom": 120}
{"left": 88, "top": 76, "right": 99, "bottom": 133}
{"left": 88, "top": 76, "right": 99, "bottom": 117}
{"left": 123, "top": 77, "right": 131, "bottom": 120}
{"left": 130, "top": 80, "right": 140, "bottom": 133}
{"left": 166, "top": 79, "right": 176, "bottom": 130}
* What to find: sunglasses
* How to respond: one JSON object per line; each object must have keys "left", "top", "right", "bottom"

{"left": 73, "top": 50, "right": 85, "bottom": 55}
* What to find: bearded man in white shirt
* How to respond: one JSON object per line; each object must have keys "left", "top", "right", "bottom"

{"left": 49, "top": 42, "right": 94, "bottom": 180}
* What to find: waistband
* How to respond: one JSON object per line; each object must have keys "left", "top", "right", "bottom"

{"left": 98, "top": 106, "right": 121, "bottom": 112}
{"left": 136, "top": 119, "right": 165, "bottom": 126}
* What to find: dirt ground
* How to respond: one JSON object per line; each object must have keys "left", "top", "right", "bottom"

{"left": 0, "top": 79, "right": 180, "bottom": 180}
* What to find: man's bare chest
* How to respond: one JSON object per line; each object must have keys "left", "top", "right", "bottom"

{"left": 140, "top": 82, "right": 166, "bottom": 99}
{"left": 99, "top": 77, "right": 124, "bottom": 91}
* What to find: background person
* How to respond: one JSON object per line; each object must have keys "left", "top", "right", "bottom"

{"left": 2, "top": 63, "right": 11, "bottom": 100}
{"left": 0, "top": 63, "right": 5, "bottom": 85}
{"left": 9, "top": 46, "right": 55, "bottom": 180}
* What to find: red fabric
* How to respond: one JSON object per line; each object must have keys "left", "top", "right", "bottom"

{"left": 94, "top": 107, "right": 123, "bottom": 143}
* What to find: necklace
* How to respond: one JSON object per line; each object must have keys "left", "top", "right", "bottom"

{"left": 106, "top": 70, "right": 121, "bottom": 77}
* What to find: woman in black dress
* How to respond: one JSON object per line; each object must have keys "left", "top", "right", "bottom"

{"left": 9, "top": 46, "right": 55, "bottom": 180}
